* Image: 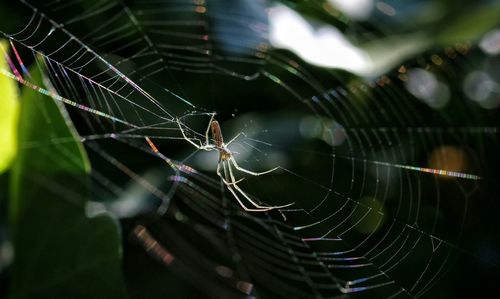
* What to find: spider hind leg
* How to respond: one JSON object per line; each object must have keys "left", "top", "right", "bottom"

{"left": 219, "top": 160, "right": 294, "bottom": 211}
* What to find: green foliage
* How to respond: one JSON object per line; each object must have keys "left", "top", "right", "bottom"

{"left": 0, "top": 41, "right": 20, "bottom": 173}
{"left": 435, "top": 4, "right": 500, "bottom": 45}
{"left": 8, "top": 64, "right": 127, "bottom": 299}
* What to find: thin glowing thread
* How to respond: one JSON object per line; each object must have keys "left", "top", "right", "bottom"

{"left": 164, "top": 87, "right": 196, "bottom": 108}
{"left": 18, "top": 0, "right": 174, "bottom": 119}
{"left": 9, "top": 39, "right": 31, "bottom": 78}
{"left": 0, "top": 68, "right": 138, "bottom": 128}
{"left": 370, "top": 160, "right": 481, "bottom": 180}
{"left": 0, "top": 44, "right": 22, "bottom": 81}
{"left": 145, "top": 136, "right": 180, "bottom": 171}
{"left": 323, "top": 152, "right": 482, "bottom": 181}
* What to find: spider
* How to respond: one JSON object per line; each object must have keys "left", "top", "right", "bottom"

{"left": 174, "top": 114, "right": 294, "bottom": 212}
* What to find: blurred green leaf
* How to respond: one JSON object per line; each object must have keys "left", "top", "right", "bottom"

{"left": 8, "top": 64, "right": 127, "bottom": 299}
{"left": 0, "top": 40, "right": 20, "bottom": 173}
{"left": 358, "top": 3, "right": 500, "bottom": 76}
{"left": 435, "top": 4, "right": 500, "bottom": 45}
{"left": 361, "top": 32, "right": 431, "bottom": 76}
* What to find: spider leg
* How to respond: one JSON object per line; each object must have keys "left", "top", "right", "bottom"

{"left": 226, "top": 183, "right": 275, "bottom": 212}
{"left": 176, "top": 117, "right": 215, "bottom": 151}
{"left": 229, "top": 156, "right": 279, "bottom": 176}
{"left": 204, "top": 113, "right": 216, "bottom": 145}
{"left": 226, "top": 160, "right": 293, "bottom": 210}
{"left": 176, "top": 117, "right": 203, "bottom": 149}
{"left": 225, "top": 132, "right": 246, "bottom": 146}
{"left": 221, "top": 161, "right": 274, "bottom": 212}
{"left": 216, "top": 159, "right": 244, "bottom": 185}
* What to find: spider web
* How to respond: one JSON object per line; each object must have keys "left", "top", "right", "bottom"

{"left": 1, "top": 0, "right": 499, "bottom": 298}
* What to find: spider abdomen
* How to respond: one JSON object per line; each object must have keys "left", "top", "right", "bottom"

{"left": 211, "top": 120, "right": 224, "bottom": 147}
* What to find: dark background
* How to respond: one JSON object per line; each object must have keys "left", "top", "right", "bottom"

{"left": 0, "top": 0, "right": 499, "bottom": 298}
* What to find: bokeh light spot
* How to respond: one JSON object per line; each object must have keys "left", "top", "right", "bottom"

{"left": 428, "top": 146, "right": 469, "bottom": 177}
{"left": 352, "top": 197, "right": 386, "bottom": 234}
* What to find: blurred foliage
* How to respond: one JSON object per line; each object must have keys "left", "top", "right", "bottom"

{"left": 434, "top": 3, "right": 500, "bottom": 45}
{"left": 281, "top": 0, "right": 500, "bottom": 75}
{"left": 0, "top": 41, "right": 20, "bottom": 173}
{"left": 7, "top": 64, "right": 127, "bottom": 299}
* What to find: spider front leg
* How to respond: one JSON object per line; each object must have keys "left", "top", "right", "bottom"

{"left": 225, "top": 132, "right": 246, "bottom": 146}
{"left": 204, "top": 113, "right": 216, "bottom": 146}
{"left": 176, "top": 116, "right": 215, "bottom": 151}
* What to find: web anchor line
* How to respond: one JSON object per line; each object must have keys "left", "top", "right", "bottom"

{"left": 0, "top": 68, "right": 138, "bottom": 128}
